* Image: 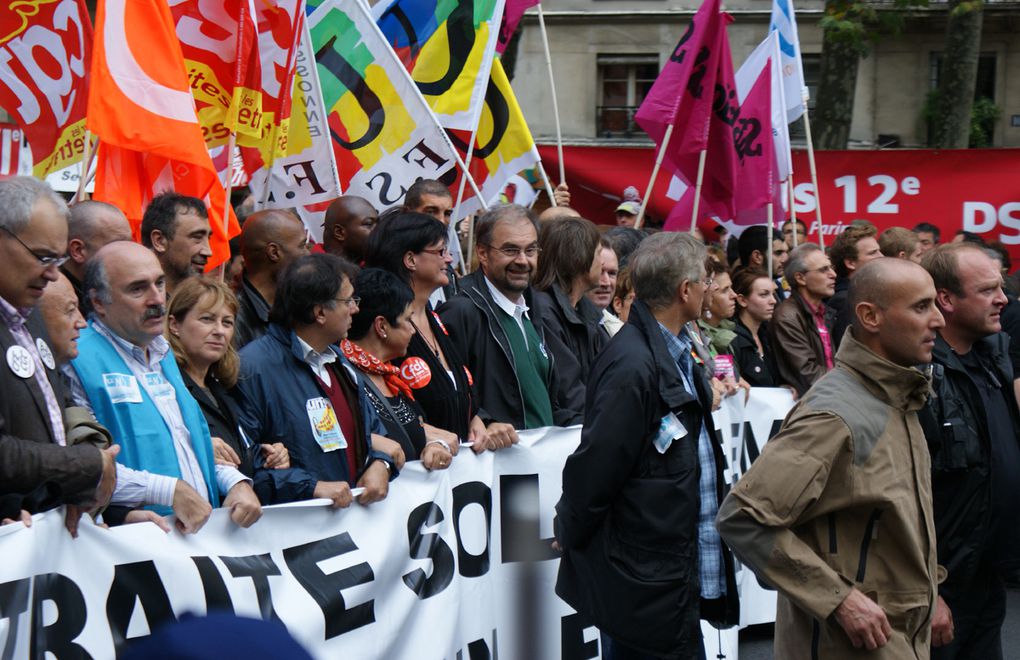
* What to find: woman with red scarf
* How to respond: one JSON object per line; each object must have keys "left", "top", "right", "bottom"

{"left": 342, "top": 268, "right": 456, "bottom": 470}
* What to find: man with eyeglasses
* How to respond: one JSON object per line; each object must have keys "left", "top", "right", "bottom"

{"left": 402, "top": 179, "right": 461, "bottom": 305}
{"left": 235, "top": 253, "right": 400, "bottom": 509}
{"left": 0, "top": 177, "right": 119, "bottom": 531}
{"left": 234, "top": 209, "right": 311, "bottom": 349}
{"left": 440, "top": 204, "right": 584, "bottom": 429}
{"left": 769, "top": 243, "right": 838, "bottom": 397}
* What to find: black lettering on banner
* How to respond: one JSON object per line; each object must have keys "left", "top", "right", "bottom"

{"left": 30, "top": 573, "right": 88, "bottom": 660}
{"left": 283, "top": 532, "right": 375, "bottom": 639}
{"left": 456, "top": 628, "right": 498, "bottom": 660}
{"left": 670, "top": 20, "right": 695, "bottom": 63}
{"left": 402, "top": 139, "right": 451, "bottom": 173}
{"left": 0, "top": 578, "right": 30, "bottom": 660}
{"left": 712, "top": 82, "right": 740, "bottom": 127}
{"left": 281, "top": 161, "right": 327, "bottom": 200}
{"left": 560, "top": 612, "right": 600, "bottom": 660}
{"left": 219, "top": 554, "right": 283, "bottom": 623}
{"left": 686, "top": 47, "right": 712, "bottom": 100}
{"left": 365, "top": 172, "right": 406, "bottom": 207}
{"left": 106, "top": 561, "right": 176, "bottom": 652}
{"left": 402, "top": 502, "right": 455, "bottom": 599}
{"left": 499, "top": 475, "right": 558, "bottom": 563}
{"left": 317, "top": 35, "right": 385, "bottom": 150}
{"left": 411, "top": 2, "right": 475, "bottom": 97}
{"left": 452, "top": 481, "right": 492, "bottom": 578}
{"left": 446, "top": 78, "right": 509, "bottom": 160}
{"left": 378, "top": 6, "right": 422, "bottom": 60}
{"left": 192, "top": 556, "right": 234, "bottom": 614}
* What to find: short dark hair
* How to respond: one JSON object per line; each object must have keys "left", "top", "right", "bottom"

{"left": 912, "top": 222, "right": 940, "bottom": 242}
{"left": 475, "top": 204, "right": 539, "bottom": 247}
{"left": 363, "top": 212, "right": 448, "bottom": 284}
{"left": 737, "top": 226, "right": 770, "bottom": 266}
{"left": 922, "top": 243, "right": 987, "bottom": 298}
{"left": 829, "top": 224, "right": 877, "bottom": 278}
{"left": 141, "top": 191, "right": 207, "bottom": 248}
{"left": 348, "top": 268, "right": 414, "bottom": 341}
{"left": 270, "top": 253, "right": 359, "bottom": 326}
{"left": 534, "top": 216, "right": 601, "bottom": 293}
{"left": 403, "top": 179, "right": 451, "bottom": 210}
{"left": 603, "top": 227, "right": 646, "bottom": 267}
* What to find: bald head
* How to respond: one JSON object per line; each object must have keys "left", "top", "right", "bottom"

{"left": 38, "top": 272, "right": 87, "bottom": 363}
{"left": 65, "top": 200, "right": 133, "bottom": 279}
{"left": 539, "top": 205, "right": 582, "bottom": 222}
{"left": 240, "top": 209, "right": 309, "bottom": 275}
{"left": 323, "top": 195, "right": 377, "bottom": 260}
{"left": 848, "top": 257, "right": 944, "bottom": 366}
{"left": 86, "top": 241, "right": 168, "bottom": 347}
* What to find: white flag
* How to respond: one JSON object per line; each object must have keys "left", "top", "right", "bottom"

{"left": 769, "top": 0, "right": 808, "bottom": 124}
{"left": 736, "top": 31, "right": 792, "bottom": 183}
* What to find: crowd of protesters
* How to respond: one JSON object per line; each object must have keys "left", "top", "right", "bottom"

{"left": 2, "top": 174, "right": 1019, "bottom": 659}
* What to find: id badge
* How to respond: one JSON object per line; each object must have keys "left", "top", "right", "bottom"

{"left": 142, "top": 372, "right": 175, "bottom": 400}
{"left": 103, "top": 373, "right": 142, "bottom": 404}
{"left": 306, "top": 397, "right": 347, "bottom": 452}
{"left": 654, "top": 412, "right": 688, "bottom": 454}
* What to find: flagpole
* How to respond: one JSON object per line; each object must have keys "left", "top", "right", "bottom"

{"left": 635, "top": 123, "right": 674, "bottom": 230}
{"left": 72, "top": 131, "right": 97, "bottom": 204}
{"left": 688, "top": 148, "right": 708, "bottom": 234}
{"left": 223, "top": 133, "right": 236, "bottom": 232}
{"left": 451, "top": 129, "right": 479, "bottom": 225}
{"left": 536, "top": 160, "right": 557, "bottom": 207}
{"left": 536, "top": 2, "right": 565, "bottom": 186}
{"left": 464, "top": 214, "right": 476, "bottom": 276}
{"left": 799, "top": 92, "right": 824, "bottom": 248}
{"left": 788, "top": 177, "right": 798, "bottom": 247}
{"left": 766, "top": 201, "right": 775, "bottom": 278}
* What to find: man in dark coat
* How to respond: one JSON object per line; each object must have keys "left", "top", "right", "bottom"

{"left": 555, "top": 232, "right": 737, "bottom": 659}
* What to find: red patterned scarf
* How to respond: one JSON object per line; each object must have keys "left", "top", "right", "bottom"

{"left": 340, "top": 339, "right": 415, "bottom": 401}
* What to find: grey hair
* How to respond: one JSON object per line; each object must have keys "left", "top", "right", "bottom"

{"left": 474, "top": 203, "right": 539, "bottom": 247}
{"left": 0, "top": 176, "right": 68, "bottom": 233}
{"left": 785, "top": 243, "right": 824, "bottom": 287}
{"left": 629, "top": 232, "right": 706, "bottom": 310}
{"left": 83, "top": 254, "right": 113, "bottom": 307}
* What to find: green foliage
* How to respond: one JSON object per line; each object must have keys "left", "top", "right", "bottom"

{"left": 820, "top": 0, "right": 930, "bottom": 56}
{"left": 922, "top": 91, "right": 1001, "bottom": 147}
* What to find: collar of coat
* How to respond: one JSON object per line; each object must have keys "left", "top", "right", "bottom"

{"left": 834, "top": 330, "right": 932, "bottom": 411}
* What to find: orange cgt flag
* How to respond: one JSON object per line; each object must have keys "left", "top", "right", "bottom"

{"left": 87, "top": 0, "right": 239, "bottom": 269}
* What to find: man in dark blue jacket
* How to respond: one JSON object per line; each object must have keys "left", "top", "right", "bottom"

{"left": 235, "top": 254, "right": 398, "bottom": 509}
{"left": 555, "top": 232, "right": 737, "bottom": 659}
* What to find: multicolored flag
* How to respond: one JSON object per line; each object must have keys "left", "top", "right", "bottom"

{"left": 448, "top": 58, "right": 540, "bottom": 214}
{"left": 0, "top": 0, "right": 92, "bottom": 177}
{"left": 373, "top": 0, "right": 505, "bottom": 132}
{"left": 770, "top": 0, "right": 807, "bottom": 123}
{"left": 247, "top": 20, "right": 340, "bottom": 241}
{"left": 88, "top": 0, "right": 238, "bottom": 269}
{"left": 634, "top": 0, "right": 725, "bottom": 195}
{"left": 308, "top": 0, "right": 474, "bottom": 211}
{"left": 497, "top": 0, "right": 538, "bottom": 55}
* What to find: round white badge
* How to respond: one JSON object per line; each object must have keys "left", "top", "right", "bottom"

{"left": 35, "top": 338, "right": 55, "bottom": 370}
{"left": 7, "top": 345, "right": 34, "bottom": 379}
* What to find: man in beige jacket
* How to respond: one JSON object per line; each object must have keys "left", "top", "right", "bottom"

{"left": 718, "top": 258, "right": 949, "bottom": 658}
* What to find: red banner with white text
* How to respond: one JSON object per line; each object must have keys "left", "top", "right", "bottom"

{"left": 538, "top": 145, "right": 1020, "bottom": 263}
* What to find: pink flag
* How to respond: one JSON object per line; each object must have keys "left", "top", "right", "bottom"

{"left": 697, "top": 17, "right": 739, "bottom": 221}
{"left": 497, "top": 0, "right": 539, "bottom": 54}
{"left": 634, "top": 0, "right": 724, "bottom": 172}
{"left": 732, "top": 62, "right": 777, "bottom": 225}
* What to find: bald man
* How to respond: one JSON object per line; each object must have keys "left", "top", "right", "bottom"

{"left": 235, "top": 209, "right": 310, "bottom": 349}
{"left": 538, "top": 205, "right": 581, "bottom": 222}
{"left": 322, "top": 195, "right": 377, "bottom": 263}
{"left": 719, "top": 258, "right": 945, "bottom": 658}
{"left": 63, "top": 200, "right": 132, "bottom": 313}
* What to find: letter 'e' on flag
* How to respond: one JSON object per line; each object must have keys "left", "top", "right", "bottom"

{"left": 88, "top": 0, "right": 238, "bottom": 269}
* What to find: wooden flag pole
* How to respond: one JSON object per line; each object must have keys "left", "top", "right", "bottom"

{"left": 766, "top": 201, "right": 775, "bottom": 279}
{"left": 799, "top": 94, "right": 825, "bottom": 248}
{"left": 451, "top": 128, "right": 479, "bottom": 224}
{"left": 536, "top": 2, "right": 565, "bottom": 186}
{"left": 688, "top": 148, "right": 708, "bottom": 234}
{"left": 788, "top": 178, "right": 798, "bottom": 247}
{"left": 635, "top": 122, "right": 674, "bottom": 230}
{"left": 223, "top": 133, "right": 236, "bottom": 233}
{"left": 464, "top": 214, "right": 476, "bottom": 276}
{"left": 72, "top": 131, "right": 97, "bottom": 204}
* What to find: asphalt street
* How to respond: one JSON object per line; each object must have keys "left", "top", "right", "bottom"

{"left": 738, "top": 588, "right": 1020, "bottom": 659}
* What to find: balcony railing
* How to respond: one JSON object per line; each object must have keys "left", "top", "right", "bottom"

{"left": 595, "top": 105, "right": 649, "bottom": 140}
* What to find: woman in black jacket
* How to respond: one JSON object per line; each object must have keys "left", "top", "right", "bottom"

{"left": 727, "top": 268, "right": 781, "bottom": 387}
{"left": 167, "top": 277, "right": 314, "bottom": 504}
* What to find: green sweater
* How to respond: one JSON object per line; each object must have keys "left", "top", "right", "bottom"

{"left": 494, "top": 308, "right": 554, "bottom": 428}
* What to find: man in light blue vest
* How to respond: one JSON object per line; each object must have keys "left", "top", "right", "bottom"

{"left": 70, "top": 241, "right": 261, "bottom": 533}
